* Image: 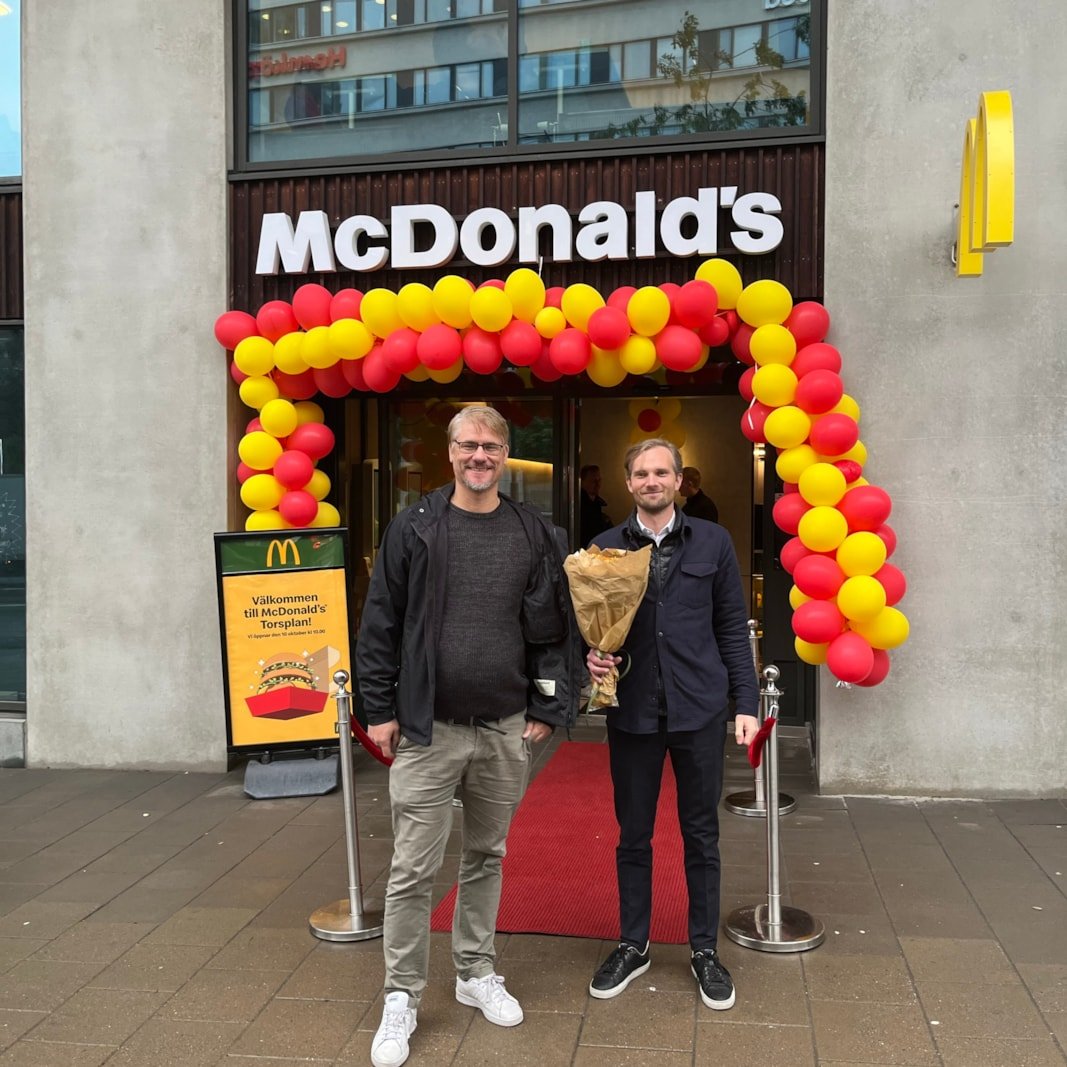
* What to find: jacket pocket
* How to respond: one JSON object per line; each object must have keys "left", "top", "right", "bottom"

{"left": 678, "top": 561, "right": 718, "bottom": 610}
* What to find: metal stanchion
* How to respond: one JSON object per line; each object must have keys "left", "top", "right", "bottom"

{"left": 725, "top": 665, "right": 823, "bottom": 953}
{"left": 725, "top": 620, "right": 796, "bottom": 817}
{"left": 309, "top": 670, "right": 384, "bottom": 942}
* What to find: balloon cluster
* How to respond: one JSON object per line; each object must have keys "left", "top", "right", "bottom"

{"left": 733, "top": 283, "right": 909, "bottom": 687}
{"left": 630, "top": 398, "right": 686, "bottom": 447}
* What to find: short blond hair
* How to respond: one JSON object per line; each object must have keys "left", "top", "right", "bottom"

{"left": 447, "top": 405, "right": 510, "bottom": 448}
{"left": 624, "top": 438, "right": 682, "bottom": 476}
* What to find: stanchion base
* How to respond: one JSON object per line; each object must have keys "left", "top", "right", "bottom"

{"left": 724, "top": 791, "right": 797, "bottom": 817}
{"left": 724, "top": 904, "right": 824, "bottom": 953}
{"left": 309, "top": 899, "right": 384, "bottom": 942}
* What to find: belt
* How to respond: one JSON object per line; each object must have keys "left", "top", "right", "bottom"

{"left": 434, "top": 717, "right": 507, "bottom": 733}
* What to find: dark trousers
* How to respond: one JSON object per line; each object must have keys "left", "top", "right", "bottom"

{"left": 607, "top": 716, "right": 727, "bottom": 952}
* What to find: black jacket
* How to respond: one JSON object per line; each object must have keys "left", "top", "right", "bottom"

{"left": 594, "top": 509, "right": 758, "bottom": 733}
{"left": 355, "top": 485, "right": 582, "bottom": 745}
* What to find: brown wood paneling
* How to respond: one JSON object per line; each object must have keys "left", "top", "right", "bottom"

{"left": 0, "top": 187, "right": 22, "bottom": 321}
{"left": 230, "top": 145, "right": 824, "bottom": 313}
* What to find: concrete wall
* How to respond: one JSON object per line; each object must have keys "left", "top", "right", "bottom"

{"left": 23, "top": 5, "right": 231, "bottom": 768}
{"left": 820, "top": 1, "right": 1067, "bottom": 794}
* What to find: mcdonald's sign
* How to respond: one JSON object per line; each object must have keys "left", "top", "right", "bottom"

{"left": 956, "top": 91, "right": 1014, "bottom": 278}
{"left": 267, "top": 538, "right": 301, "bottom": 568}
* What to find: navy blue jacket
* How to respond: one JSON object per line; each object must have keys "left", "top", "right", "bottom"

{"left": 595, "top": 509, "right": 758, "bottom": 733}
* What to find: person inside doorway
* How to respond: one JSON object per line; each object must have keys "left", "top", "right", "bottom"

{"left": 579, "top": 463, "right": 613, "bottom": 547}
{"left": 679, "top": 466, "right": 719, "bottom": 524}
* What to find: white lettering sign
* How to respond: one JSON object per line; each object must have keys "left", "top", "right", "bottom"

{"left": 764, "top": 0, "right": 807, "bottom": 9}
{"left": 254, "top": 188, "right": 785, "bottom": 275}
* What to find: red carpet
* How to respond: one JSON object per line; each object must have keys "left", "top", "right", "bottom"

{"left": 429, "top": 741, "right": 688, "bottom": 943}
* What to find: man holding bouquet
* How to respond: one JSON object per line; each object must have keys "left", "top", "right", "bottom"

{"left": 586, "top": 438, "right": 759, "bottom": 1009}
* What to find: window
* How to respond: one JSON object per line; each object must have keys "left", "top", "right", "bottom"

{"left": 0, "top": 328, "right": 25, "bottom": 705}
{"left": 0, "top": 0, "right": 20, "bottom": 177}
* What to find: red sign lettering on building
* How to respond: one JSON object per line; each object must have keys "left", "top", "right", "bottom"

{"left": 249, "top": 47, "right": 346, "bottom": 79}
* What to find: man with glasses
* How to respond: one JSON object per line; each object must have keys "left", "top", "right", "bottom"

{"left": 357, "top": 405, "right": 579, "bottom": 1067}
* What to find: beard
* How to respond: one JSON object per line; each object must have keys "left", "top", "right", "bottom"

{"left": 459, "top": 464, "right": 500, "bottom": 492}
{"left": 637, "top": 489, "right": 672, "bottom": 513}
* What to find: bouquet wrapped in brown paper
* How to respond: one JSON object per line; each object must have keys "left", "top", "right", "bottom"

{"left": 563, "top": 543, "right": 652, "bottom": 709}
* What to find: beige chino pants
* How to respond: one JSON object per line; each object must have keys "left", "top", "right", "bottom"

{"left": 383, "top": 713, "right": 531, "bottom": 1006}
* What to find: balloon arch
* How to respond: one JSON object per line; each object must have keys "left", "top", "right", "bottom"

{"left": 214, "top": 259, "right": 909, "bottom": 687}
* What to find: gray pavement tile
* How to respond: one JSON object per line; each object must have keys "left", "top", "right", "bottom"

{"left": 916, "top": 982, "right": 1049, "bottom": 1040}
{"left": 899, "top": 936, "right": 1015, "bottom": 984}
{"left": 99, "top": 1017, "right": 245, "bottom": 1066}
{"left": 277, "top": 938, "right": 385, "bottom": 1000}
{"left": 453, "top": 1008, "right": 581, "bottom": 1066}
{"left": 694, "top": 1022, "right": 815, "bottom": 1065}
{"left": 802, "top": 952, "right": 917, "bottom": 1003}
{"left": 204, "top": 925, "right": 317, "bottom": 972}
{"left": 0, "top": 1040, "right": 116, "bottom": 1065}
{"left": 0, "top": 900, "right": 96, "bottom": 940}
{"left": 158, "top": 967, "right": 288, "bottom": 1022}
{"left": 0, "top": 1010, "right": 46, "bottom": 1052}
{"left": 89, "top": 887, "right": 200, "bottom": 925}
{"left": 139, "top": 905, "right": 258, "bottom": 948}
{"left": 0, "top": 938, "right": 43, "bottom": 972}
{"left": 802, "top": 914, "right": 903, "bottom": 957}
{"left": 934, "top": 1035, "right": 1067, "bottom": 1066}
{"left": 809, "top": 1000, "right": 939, "bottom": 1064}
{"left": 16, "top": 986, "right": 169, "bottom": 1046}
{"left": 88, "top": 943, "right": 217, "bottom": 993}
{"left": 575, "top": 1048, "right": 692, "bottom": 1067}
{"left": 1017, "top": 963, "right": 1067, "bottom": 1013}
{"left": 581, "top": 988, "right": 696, "bottom": 1051}
{"left": 27, "top": 921, "right": 153, "bottom": 965}
{"left": 226, "top": 997, "right": 362, "bottom": 1060}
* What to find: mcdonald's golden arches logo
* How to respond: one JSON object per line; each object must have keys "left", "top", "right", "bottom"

{"left": 266, "top": 538, "right": 301, "bottom": 567}
{"left": 956, "top": 91, "right": 1014, "bottom": 278}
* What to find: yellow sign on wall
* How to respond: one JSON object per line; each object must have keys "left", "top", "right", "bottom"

{"left": 956, "top": 91, "right": 1014, "bottom": 277}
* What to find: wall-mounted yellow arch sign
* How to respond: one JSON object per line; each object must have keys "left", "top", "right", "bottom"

{"left": 956, "top": 90, "right": 1014, "bottom": 277}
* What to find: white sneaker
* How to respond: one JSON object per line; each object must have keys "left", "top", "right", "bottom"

{"left": 455, "top": 973, "right": 524, "bottom": 1027}
{"left": 371, "top": 991, "right": 417, "bottom": 1067}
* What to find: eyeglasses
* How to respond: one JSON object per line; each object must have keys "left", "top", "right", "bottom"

{"left": 452, "top": 440, "right": 505, "bottom": 455}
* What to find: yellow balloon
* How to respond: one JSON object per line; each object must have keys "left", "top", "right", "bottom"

{"left": 775, "top": 444, "right": 819, "bottom": 483}
{"left": 661, "top": 425, "right": 687, "bottom": 448}
{"left": 360, "top": 288, "right": 404, "bottom": 337}
{"left": 794, "top": 636, "right": 828, "bottom": 665}
{"left": 238, "top": 375, "right": 279, "bottom": 411}
{"left": 797, "top": 505, "right": 849, "bottom": 552}
{"left": 535, "top": 306, "right": 566, "bottom": 339}
{"left": 245, "top": 509, "right": 286, "bottom": 531}
{"left": 306, "top": 469, "right": 331, "bottom": 501}
{"left": 751, "top": 364, "right": 798, "bottom": 407}
{"left": 328, "top": 318, "right": 374, "bottom": 361}
{"left": 259, "top": 399, "right": 299, "bottom": 439}
{"left": 749, "top": 324, "right": 797, "bottom": 366}
{"left": 619, "top": 335, "right": 657, "bottom": 374}
{"left": 273, "top": 332, "right": 307, "bottom": 374}
{"left": 396, "top": 283, "right": 439, "bottom": 332}
{"left": 658, "top": 398, "right": 682, "bottom": 422}
{"left": 405, "top": 364, "right": 430, "bottom": 381}
{"left": 432, "top": 275, "right": 474, "bottom": 329}
{"left": 836, "top": 531, "right": 887, "bottom": 577}
{"left": 789, "top": 585, "right": 811, "bottom": 610}
{"left": 470, "top": 287, "right": 514, "bottom": 332}
{"left": 829, "top": 394, "right": 861, "bottom": 422}
{"left": 798, "top": 462, "right": 847, "bottom": 506}
{"left": 736, "top": 279, "right": 794, "bottom": 327}
{"left": 294, "top": 400, "right": 325, "bottom": 425}
{"left": 301, "top": 325, "right": 336, "bottom": 369}
{"left": 427, "top": 357, "right": 464, "bottom": 383}
{"left": 238, "top": 430, "right": 283, "bottom": 471}
{"left": 627, "top": 286, "right": 670, "bottom": 337}
{"left": 695, "top": 259, "right": 743, "bottom": 310}
{"left": 763, "top": 406, "right": 811, "bottom": 449}
{"left": 233, "top": 336, "right": 276, "bottom": 376}
{"left": 504, "top": 268, "right": 546, "bottom": 322}
{"left": 310, "top": 501, "right": 342, "bottom": 528}
{"left": 831, "top": 440, "right": 868, "bottom": 466}
{"left": 240, "top": 473, "right": 285, "bottom": 511}
{"left": 561, "top": 283, "right": 604, "bottom": 331}
{"left": 837, "top": 575, "right": 887, "bottom": 621}
{"left": 587, "top": 347, "right": 627, "bottom": 388}
{"left": 850, "top": 607, "right": 909, "bottom": 650}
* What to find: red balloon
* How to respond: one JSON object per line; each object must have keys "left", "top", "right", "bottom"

{"left": 783, "top": 481, "right": 799, "bottom": 494}
{"left": 279, "top": 489, "right": 319, "bottom": 528}
{"left": 856, "top": 648, "right": 891, "bottom": 687}
{"left": 792, "top": 600, "right": 846, "bottom": 644}
{"left": 772, "top": 493, "right": 811, "bottom": 535}
{"left": 246, "top": 417, "right": 263, "bottom": 433}
{"left": 740, "top": 400, "right": 773, "bottom": 444}
{"left": 874, "top": 523, "right": 897, "bottom": 558}
{"left": 834, "top": 460, "right": 863, "bottom": 483}
{"left": 478, "top": 278, "right": 505, "bottom": 290}
{"left": 312, "top": 363, "right": 352, "bottom": 399}
{"left": 417, "top": 323, "right": 462, "bottom": 370}
{"left": 637, "top": 409, "right": 662, "bottom": 433}
{"left": 464, "top": 326, "right": 505, "bottom": 374}
{"left": 287, "top": 421, "right": 336, "bottom": 460}
{"left": 673, "top": 279, "right": 719, "bottom": 328}
{"left": 827, "top": 631, "right": 876, "bottom": 684}
{"left": 874, "top": 563, "right": 907, "bottom": 606}
{"left": 655, "top": 325, "right": 702, "bottom": 371}
{"left": 785, "top": 302, "right": 830, "bottom": 348}
{"left": 229, "top": 360, "right": 248, "bottom": 385}
{"left": 793, "top": 554, "right": 846, "bottom": 599}
{"left": 780, "top": 536, "right": 810, "bottom": 575}
{"left": 499, "top": 320, "right": 540, "bottom": 367}
{"left": 791, "top": 342, "right": 842, "bottom": 378}
{"left": 341, "top": 358, "right": 368, "bottom": 391}
{"left": 549, "top": 328, "right": 591, "bottom": 375}
{"left": 383, "top": 328, "right": 421, "bottom": 373}
{"left": 530, "top": 341, "right": 562, "bottom": 382}
{"left": 697, "top": 315, "right": 731, "bottom": 349}
{"left": 795, "top": 369, "right": 844, "bottom": 414}
{"left": 738, "top": 366, "right": 756, "bottom": 402}
{"left": 810, "top": 413, "right": 860, "bottom": 456}
{"left": 731, "top": 322, "right": 755, "bottom": 365}
{"left": 361, "top": 347, "right": 402, "bottom": 393}
{"left": 236, "top": 461, "right": 256, "bottom": 484}
{"left": 607, "top": 285, "right": 637, "bottom": 311}
{"left": 292, "top": 283, "right": 334, "bottom": 330}
{"left": 215, "top": 310, "right": 259, "bottom": 350}
{"left": 721, "top": 309, "right": 740, "bottom": 337}
{"left": 839, "top": 485, "right": 893, "bottom": 531}
{"left": 544, "top": 286, "right": 564, "bottom": 308}
{"left": 330, "top": 288, "right": 363, "bottom": 322}
{"left": 274, "top": 368, "right": 318, "bottom": 400}
{"left": 273, "top": 450, "right": 315, "bottom": 490}
{"left": 256, "top": 300, "right": 299, "bottom": 342}
{"left": 588, "top": 306, "right": 631, "bottom": 350}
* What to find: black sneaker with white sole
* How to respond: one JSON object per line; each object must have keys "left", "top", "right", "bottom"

{"left": 589, "top": 942, "right": 650, "bottom": 999}
{"left": 691, "top": 948, "right": 735, "bottom": 1009}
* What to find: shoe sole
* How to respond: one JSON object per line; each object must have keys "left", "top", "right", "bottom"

{"left": 455, "top": 990, "right": 524, "bottom": 1027}
{"left": 588, "top": 958, "right": 650, "bottom": 999}
{"left": 691, "top": 964, "right": 735, "bottom": 1010}
{"left": 370, "top": 1020, "right": 416, "bottom": 1067}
